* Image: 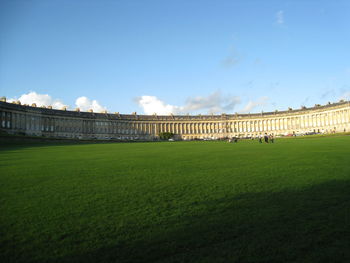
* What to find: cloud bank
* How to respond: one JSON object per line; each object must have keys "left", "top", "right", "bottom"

{"left": 75, "top": 96, "right": 107, "bottom": 112}
{"left": 136, "top": 91, "right": 242, "bottom": 115}
{"left": 8, "top": 91, "right": 66, "bottom": 109}
{"left": 8, "top": 91, "right": 273, "bottom": 115}
{"left": 135, "top": 96, "right": 181, "bottom": 115}
{"left": 240, "top": 97, "right": 269, "bottom": 113}
{"left": 136, "top": 92, "right": 269, "bottom": 115}
{"left": 183, "top": 91, "right": 241, "bottom": 114}
{"left": 8, "top": 92, "right": 107, "bottom": 112}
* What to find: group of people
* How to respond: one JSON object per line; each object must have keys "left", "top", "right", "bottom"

{"left": 228, "top": 137, "right": 239, "bottom": 143}
{"left": 257, "top": 133, "right": 274, "bottom": 143}
{"left": 227, "top": 133, "right": 275, "bottom": 143}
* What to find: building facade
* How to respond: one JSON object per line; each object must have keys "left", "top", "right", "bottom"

{"left": 1, "top": 98, "right": 350, "bottom": 140}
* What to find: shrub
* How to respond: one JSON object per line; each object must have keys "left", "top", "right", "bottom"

{"left": 159, "top": 132, "right": 174, "bottom": 140}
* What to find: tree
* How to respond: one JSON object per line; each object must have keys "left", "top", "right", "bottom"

{"left": 159, "top": 132, "right": 174, "bottom": 140}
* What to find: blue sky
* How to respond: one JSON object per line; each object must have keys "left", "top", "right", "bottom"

{"left": 1, "top": 0, "right": 350, "bottom": 114}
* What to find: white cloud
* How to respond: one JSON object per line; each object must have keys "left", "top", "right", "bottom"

{"left": 240, "top": 97, "right": 269, "bottom": 113}
{"left": 135, "top": 96, "right": 180, "bottom": 115}
{"left": 8, "top": 91, "right": 66, "bottom": 109}
{"left": 136, "top": 91, "right": 241, "bottom": 115}
{"left": 276, "top": 10, "right": 284, "bottom": 25}
{"left": 75, "top": 96, "right": 107, "bottom": 112}
{"left": 8, "top": 92, "right": 107, "bottom": 112}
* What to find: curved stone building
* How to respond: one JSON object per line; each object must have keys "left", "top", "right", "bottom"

{"left": 1, "top": 97, "right": 349, "bottom": 140}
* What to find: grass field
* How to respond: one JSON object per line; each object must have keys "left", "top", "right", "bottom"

{"left": 1, "top": 136, "right": 350, "bottom": 263}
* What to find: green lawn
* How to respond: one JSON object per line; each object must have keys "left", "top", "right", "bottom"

{"left": 1, "top": 137, "right": 350, "bottom": 263}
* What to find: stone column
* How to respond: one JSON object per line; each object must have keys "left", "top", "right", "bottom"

{"left": 340, "top": 111, "right": 344, "bottom": 123}
{"left": 314, "top": 115, "right": 318, "bottom": 128}
{"left": 334, "top": 111, "right": 338, "bottom": 125}
{"left": 309, "top": 115, "right": 313, "bottom": 128}
{"left": 284, "top": 118, "right": 287, "bottom": 130}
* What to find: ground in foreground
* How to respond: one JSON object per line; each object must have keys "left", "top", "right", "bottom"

{"left": 1, "top": 136, "right": 349, "bottom": 262}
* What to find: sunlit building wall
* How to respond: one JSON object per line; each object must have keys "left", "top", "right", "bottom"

{"left": 1, "top": 98, "right": 350, "bottom": 140}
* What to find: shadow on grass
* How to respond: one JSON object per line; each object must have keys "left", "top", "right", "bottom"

{"left": 46, "top": 180, "right": 350, "bottom": 263}
{"left": 0, "top": 139, "right": 95, "bottom": 153}
{"left": 0, "top": 136, "right": 154, "bottom": 152}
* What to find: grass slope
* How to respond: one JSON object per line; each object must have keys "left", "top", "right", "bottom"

{"left": 1, "top": 137, "right": 350, "bottom": 263}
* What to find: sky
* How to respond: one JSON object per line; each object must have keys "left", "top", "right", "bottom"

{"left": 1, "top": 0, "right": 350, "bottom": 115}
